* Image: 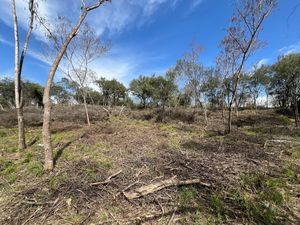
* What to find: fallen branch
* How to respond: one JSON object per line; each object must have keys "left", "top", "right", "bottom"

{"left": 90, "top": 170, "right": 123, "bottom": 186}
{"left": 123, "top": 176, "right": 211, "bottom": 200}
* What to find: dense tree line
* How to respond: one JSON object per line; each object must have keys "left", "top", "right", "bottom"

{"left": 2, "top": 53, "right": 300, "bottom": 122}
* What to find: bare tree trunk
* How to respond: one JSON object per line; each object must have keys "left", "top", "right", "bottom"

{"left": 234, "top": 97, "right": 239, "bottom": 117}
{"left": 221, "top": 87, "right": 225, "bottom": 123}
{"left": 12, "top": 0, "right": 34, "bottom": 150}
{"left": 203, "top": 104, "right": 208, "bottom": 125}
{"left": 227, "top": 103, "right": 233, "bottom": 134}
{"left": 42, "top": 0, "right": 109, "bottom": 170}
{"left": 293, "top": 91, "right": 299, "bottom": 127}
{"left": 83, "top": 93, "right": 90, "bottom": 125}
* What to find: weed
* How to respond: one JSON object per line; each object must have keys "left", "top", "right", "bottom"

{"left": 179, "top": 187, "right": 198, "bottom": 207}
{"left": 278, "top": 115, "right": 292, "bottom": 126}
{"left": 244, "top": 130, "right": 257, "bottom": 136}
{"left": 8, "top": 173, "right": 17, "bottom": 184}
{"left": 22, "top": 151, "right": 33, "bottom": 163}
{"left": 283, "top": 167, "right": 297, "bottom": 181}
{"left": 27, "top": 161, "right": 43, "bottom": 176}
{"left": 49, "top": 173, "right": 68, "bottom": 189}
{"left": 97, "top": 158, "right": 113, "bottom": 169}
{"left": 82, "top": 167, "right": 98, "bottom": 179}
{"left": 1, "top": 159, "right": 17, "bottom": 174}
{"left": 210, "top": 194, "right": 223, "bottom": 215}
{"left": 0, "top": 130, "right": 7, "bottom": 137}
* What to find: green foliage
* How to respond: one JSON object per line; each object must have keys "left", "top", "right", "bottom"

{"left": 130, "top": 73, "right": 177, "bottom": 108}
{"left": 95, "top": 77, "right": 127, "bottom": 106}
{"left": 0, "top": 78, "right": 44, "bottom": 109}
{"left": 270, "top": 54, "right": 300, "bottom": 112}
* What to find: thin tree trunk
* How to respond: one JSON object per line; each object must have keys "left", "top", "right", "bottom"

{"left": 234, "top": 97, "right": 239, "bottom": 117}
{"left": 221, "top": 87, "right": 225, "bottom": 123}
{"left": 203, "top": 103, "right": 208, "bottom": 125}
{"left": 12, "top": 0, "right": 34, "bottom": 150}
{"left": 266, "top": 92, "right": 269, "bottom": 109}
{"left": 83, "top": 93, "right": 90, "bottom": 126}
{"left": 227, "top": 103, "right": 233, "bottom": 133}
{"left": 293, "top": 90, "right": 299, "bottom": 127}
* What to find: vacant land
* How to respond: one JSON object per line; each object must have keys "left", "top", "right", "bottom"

{"left": 0, "top": 106, "right": 299, "bottom": 225}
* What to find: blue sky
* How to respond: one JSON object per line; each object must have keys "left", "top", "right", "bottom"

{"left": 0, "top": 0, "right": 300, "bottom": 87}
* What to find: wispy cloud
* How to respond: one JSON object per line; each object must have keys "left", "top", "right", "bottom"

{"left": 257, "top": 58, "right": 269, "bottom": 67}
{"left": 0, "top": 0, "right": 206, "bottom": 83}
{"left": 0, "top": 34, "right": 13, "bottom": 47}
{"left": 279, "top": 41, "right": 300, "bottom": 55}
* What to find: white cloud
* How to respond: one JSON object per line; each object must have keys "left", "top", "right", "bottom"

{"left": 257, "top": 58, "right": 269, "bottom": 67}
{"left": 279, "top": 41, "right": 300, "bottom": 56}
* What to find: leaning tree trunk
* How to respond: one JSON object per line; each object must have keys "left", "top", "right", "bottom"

{"left": 42, "top": 11, "right": 89, "bottom": 171}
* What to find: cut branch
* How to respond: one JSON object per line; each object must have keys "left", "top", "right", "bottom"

{"left": 123, "top": 176, "right": 211, "bottom": 200}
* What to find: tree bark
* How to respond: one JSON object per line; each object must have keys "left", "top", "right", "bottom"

{"left": 83, "top": 93, "right": 90, "bottom": 126}
{"left": 227, "top": 103, "right": 233, "bottom": 134}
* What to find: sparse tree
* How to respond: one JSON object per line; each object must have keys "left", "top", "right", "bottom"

{"left": 60, "top": 23, "right": 109, "bottom": 125}
{"left": 41, "top": 0, "right": 110, "bottom": 171}
{"left": 218, "top": 0, "right": 276, "bottom": 133}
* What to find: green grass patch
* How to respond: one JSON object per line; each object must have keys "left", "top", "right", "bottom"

{"left": 22, "top": 151, "right": 33, "bottom": 163}
{"left": 179, "top": 187, "right": 198, "bottom": 207}
{"left": 244, "top": 130, "right": 257, "bottom": 136}
{"left": 282, "top": 166, "right": 297, "bottom": 181}
{"left": 278, "top": 115, "right": 292, "bottom": 126}
{"left": 27, "top": 161, "right": 43, "bottom": 176}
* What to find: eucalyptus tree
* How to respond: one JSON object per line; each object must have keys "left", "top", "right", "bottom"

{"left": 218, "top": 0, "right": 276, "bottom": 133}
{"left": 41, "top": 0, "right": 111, "bottom": 171}
{"left": 271, "top": 54, "right": 300, "bottom": 126}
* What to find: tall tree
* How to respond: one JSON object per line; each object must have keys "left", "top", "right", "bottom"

{"left": 130, "top": 76, "right": 154, "bottom": 108}
{"left": 11, "top": 0, "right": 35, "bottom": 150}
{"left": 41, "top": 0, "right": 110, "bottom": 171}
{"left": 218, "top": 0, "right": 276, "bottom": 133}
{"left": 271, "top": 54, "right": 300, "bottom": 126}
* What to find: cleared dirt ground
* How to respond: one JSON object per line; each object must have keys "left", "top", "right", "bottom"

{"left": 0, "top": 106, "right": 299, "bottom": 224}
